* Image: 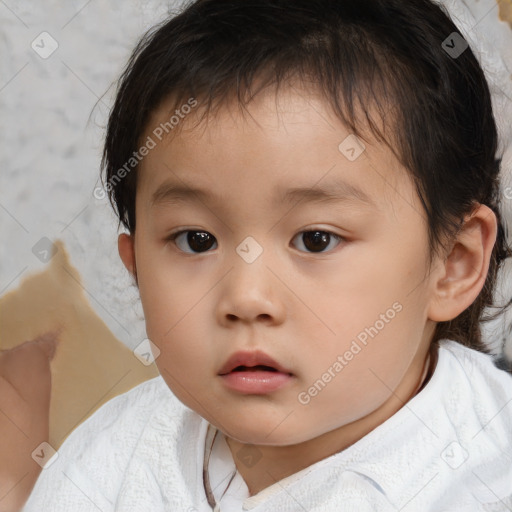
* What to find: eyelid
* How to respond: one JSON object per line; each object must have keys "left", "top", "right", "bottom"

{"left": 298, "top": 226, "right": 345, "bottom": 238}
{"left": 165, "top": 227, "right": 206, "bottom": 239}
{"left": 294, "top": 225, "right": 347, "bottom": 244}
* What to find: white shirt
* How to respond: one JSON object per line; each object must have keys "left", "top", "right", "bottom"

{"left": 22, "top": 339, "right": 512, "bottom": 511}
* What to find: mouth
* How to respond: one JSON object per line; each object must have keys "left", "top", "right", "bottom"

{"left": 218, "top": 350, "right": 293, "bottom": 376}
{"left": 218, "top": 351, "right": 294, "bottom": 394}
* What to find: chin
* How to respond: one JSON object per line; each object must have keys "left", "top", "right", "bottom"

{"left": 218, "top": 419, "right": 314, "bottom": 447}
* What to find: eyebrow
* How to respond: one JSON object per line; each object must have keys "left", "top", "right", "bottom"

{"left": 150, "top": 179, "right": 375, "bottom": 209}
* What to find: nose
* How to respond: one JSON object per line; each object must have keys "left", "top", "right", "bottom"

{"left": 216, "top": 252, "right": 286, "bottom": 327}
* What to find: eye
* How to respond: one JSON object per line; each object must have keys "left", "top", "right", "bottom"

{"left": 166, "top": 228, "right": 343, "bottom": 255}
{"left": 167, "top": 230, "right": 217, "bottom": 253}
{"left": 291, "top": 229, "right": 343, "bottom": 253}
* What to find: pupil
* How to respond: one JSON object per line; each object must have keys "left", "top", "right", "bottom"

{"left": 304, "top": 231, "right": 329, "bottom": 252}
{"left": 188, "top": 231, "right": 215, "bottom": 252}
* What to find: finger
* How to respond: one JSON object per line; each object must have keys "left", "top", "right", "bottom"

{"left": 0, "top": 332, "right": 60, "bottom": 407}
{"left": 29, "top": 330, "right": 61, "bottom": 361}
{"left": 0, "top": 328, "right": 62, "bottom": 360}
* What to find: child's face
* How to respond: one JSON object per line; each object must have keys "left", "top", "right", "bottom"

{"left": 124, "top": 86, "right": 440, "bottom": 446}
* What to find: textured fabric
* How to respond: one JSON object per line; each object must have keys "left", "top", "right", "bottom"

{"left": 22, "top": 339, "right": 512, "bottom": 512}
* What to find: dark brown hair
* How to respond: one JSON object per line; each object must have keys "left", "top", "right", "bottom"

{"left": 101, "top": 0, "right": 512, "bottom": 353}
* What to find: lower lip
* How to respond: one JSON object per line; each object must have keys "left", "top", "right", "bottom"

{"left": 220, "top": 370, "right": 293, "bottom": 393}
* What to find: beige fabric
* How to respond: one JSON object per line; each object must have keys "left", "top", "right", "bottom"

{"left": 499, "top": 0, "right": 512, "bottom": 28}
{"left": 0, "top": 240, "right": 158, "bottom": 451}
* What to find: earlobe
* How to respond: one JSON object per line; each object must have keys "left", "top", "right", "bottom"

{"left": 118, "top": 233, "right": 137, "bottom": 283}
{"left": 428, "top": 204, "right": 497, "bottom": 322}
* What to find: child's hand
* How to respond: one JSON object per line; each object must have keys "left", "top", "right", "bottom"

{"left": 0, "top": 331, "right": 59, "bottom": 512}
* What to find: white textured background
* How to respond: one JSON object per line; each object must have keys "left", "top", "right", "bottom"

{"left": 1, "top": 0, "right": 512, "bottom": 354}
{"left": 0, "top": 0, "right": 187, "bottom": 349}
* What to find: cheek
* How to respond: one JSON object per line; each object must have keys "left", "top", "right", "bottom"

{"left": 136, "top": 270, "right": 170, "bottom": 341}
{"left": 135, "top": 256, "right": 212, "bottom": 362}
{"left": 297, "top": 275, "right": 424, "bottom": 424}
{"left": 327, "top": 237, "right": 428, "bottom": 325}
{"left": 134, "top": 247, "right": 190, "bottom": 335}
{"left": 296, "top": 322, "right": 414, "bottom": 430}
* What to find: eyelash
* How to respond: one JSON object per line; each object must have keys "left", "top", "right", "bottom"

{"left": 165, "top": 228, "right": 345, "bottom": 254}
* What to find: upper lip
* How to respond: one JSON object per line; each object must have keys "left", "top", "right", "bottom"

{"left": 218, "top": 350, "right": 293, "bottom": 375}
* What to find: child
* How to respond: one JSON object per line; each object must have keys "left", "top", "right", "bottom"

{"left": 22, "top": 0, "right": 512, "bottom": 510}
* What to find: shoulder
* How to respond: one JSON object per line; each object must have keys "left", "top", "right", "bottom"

{"left": 82, "top": 374, "right": 177, "bottom": 426}
{"left": 433, "top": 340, "right": 512, "bottom": 507}
{"left": 66, "top": 374, "right": 182, "bottom": 452}
{"left": 435, "top": 339, "right": 512, "bottom": 438}
{"left": 439, "top": 339, "right": 512, "bottom": 406}
{"left": 23, "top": 375, "right": 187, "bottom": 511}
{"left": 62, "top": 373, "right": 188, "bottom": 460}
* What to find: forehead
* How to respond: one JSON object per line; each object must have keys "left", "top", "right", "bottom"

{"left": 136, "top": 86, "right": 416, "bottom": 215}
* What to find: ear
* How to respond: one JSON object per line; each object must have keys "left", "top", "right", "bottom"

{"left": 118, "top": 233, "right": 138, "bottom": 285}
{"left": 428, "top": 204, "right": 497, "bottom": 322}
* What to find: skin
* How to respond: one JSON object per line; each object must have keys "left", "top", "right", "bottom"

{"left": 118, "top": 85, "right": 497, "bottom": 495}
{"left": 0, "top": 332, "right": 58, "bottom": 512}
